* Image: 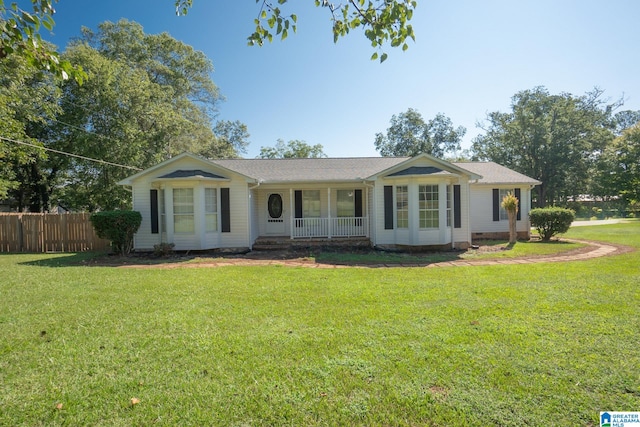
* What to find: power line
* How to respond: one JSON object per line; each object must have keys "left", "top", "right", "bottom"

{"left": 0, "top": 136, "right": 142, "bottom": 171}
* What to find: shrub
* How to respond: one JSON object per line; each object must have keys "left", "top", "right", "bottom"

{"left": 529, "top": 207, "right": 575, "bottom": 241}
{"left": 90, "top": 211, "right": 142, "bottom": 255}
{"left": 153, "top": 242, "right": 175, "bottom": 257}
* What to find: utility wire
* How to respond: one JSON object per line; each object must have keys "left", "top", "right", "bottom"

{"left": 0, "top": 136, "right": 142, "bottom": 171}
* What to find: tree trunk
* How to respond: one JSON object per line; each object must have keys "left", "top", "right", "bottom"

{"left": 508, "top": 211, "right": 517, "bottom": 244}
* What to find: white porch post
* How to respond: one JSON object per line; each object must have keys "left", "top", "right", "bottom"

{"left": 327, "top": 187, "right": 331, "bottom": 239}
{"left": 289, "top": 188, "right": 294, "bottom": 239}
{"left": 439, "top": 182, "right": 447, "bottom": 245}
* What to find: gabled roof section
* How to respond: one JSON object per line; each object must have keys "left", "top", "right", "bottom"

{"left": 453, "top": 162, "right": 541, "bottom": 185}
{"left": 119, "top": 152, "right": 539, "bottom": 187}
{"left": 370, "top": 153, "right": 483, "bottom": 181}
{"left": 212, "top": 157, "right": 407, "bottom": 183}
{"left": 117, "top": 152, "right": 252, "bottom": 186}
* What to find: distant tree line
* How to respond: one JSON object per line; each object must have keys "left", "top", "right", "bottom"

{"left": 376, "top": 88, "right": 640, "bottom": 213}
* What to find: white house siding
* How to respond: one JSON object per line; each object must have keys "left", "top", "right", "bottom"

{"left": 372, "top": 178, "right": 456, "bottom": 247}
{"left": 451, "top": 177, "right": 472, "bottom": 249}
{"left": 249, "top": 188, "right": 260, "bottom": 246}
{"left": 468, "top": 185, "right": 533, "bottom": 238}
{"left": 128, "top": 156, "right": 251, "bottom": 251}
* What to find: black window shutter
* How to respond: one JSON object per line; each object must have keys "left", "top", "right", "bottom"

{"left": 354, "top": 189, "right": 363, "bottom": 217}
{"left": 492, "top": 188, "right": 500, "bottom": 221}
{"left": 150, "top": 189, "right": 159, "bottom": 234}
{"left": 384, "top": 186, "right": 394, "bottom": 230}
{"left": 515, "top": 188, "right": 521, "bottom": 220}
{"left": 294, "top": 190, "right": 303, "bottom": 218}
{"left": 221, "top": 188, "right": 231, "bottom": 233}
{"left": 453, "top": 185, "right": 461, "bottom": 229}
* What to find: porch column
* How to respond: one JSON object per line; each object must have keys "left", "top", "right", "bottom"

{"left": 289, "top": 188, "right": 294, "bottom": 239}
{"left": 327, "top": 187, "right": 331, "bottom": 239}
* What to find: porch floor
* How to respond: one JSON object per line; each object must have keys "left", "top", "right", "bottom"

{"left": 253, "top": 236, "right": 371, "bottom": 251}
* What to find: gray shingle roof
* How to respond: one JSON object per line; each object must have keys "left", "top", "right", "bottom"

{"left": 453, "top": 162, "right": 541, "bottom": 185}
{"left": 212, "top": 157, "right": 408, "bottom": 182}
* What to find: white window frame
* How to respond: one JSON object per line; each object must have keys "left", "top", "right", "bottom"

{"left": 173, "top": 188, "right": 194, "bottom": 234}
{"left": 396, "top": 185, "right": 409, "bottom": 229}
{"left": 446, "top": 185, "right": 452, "bottom": 228}
{"left": 337, "top": 189, "right": 355, "bottom": 217}
{"left": 159, "top": 189, "right": 166, "bottom": 233}
{"left": 205, "top": 188, "right": 218, "bottom": 233}
{"left": 303, "top": 190, "right": 321, "bottom": 218}
{"left": 499, "top": 188, "right": 515, "bottom": 221}
{"left": 419, "top": 184, "right": 439, "bottom": 229}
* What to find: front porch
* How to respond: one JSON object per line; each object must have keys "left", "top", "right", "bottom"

{"left": 291, "top": 216, "right": 369, "bottom": 239}
{"left": 253, "top": 186, "right": 371, "bottom": 240}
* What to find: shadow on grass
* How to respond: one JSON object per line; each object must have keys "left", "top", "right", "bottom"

{"left": 16, "top": 251, "right": 109, "bottom": 268}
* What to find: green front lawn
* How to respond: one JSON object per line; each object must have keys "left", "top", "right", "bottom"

{"left": 1, "top": 222, "right": 638, "bottom": 426}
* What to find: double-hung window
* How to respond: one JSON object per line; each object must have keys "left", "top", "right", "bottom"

{"left": 205, "top": 188, "right": 218, "bottom": 232}
{"left": 303, "top": 190, "right": 321, "bottom": 218}
{"left": 499, "top": 189, "right": 514, "bottom": 221}
{"left": 446, "top": 185, "right": 452, "bottom": 227}
{"left": 337, "top": 190, "right": 355, "bottom": 217}
{"left": 419, "top": 185, "right": 439, "bottom": 228}
{"left": 159, "top": 189, "right": 166, "bottom": 233}
{"left": 173, "top": 188, "right": 194, "bottom": 233}
{"left": 396, "top": 186, "right": 409, "bottom": 229}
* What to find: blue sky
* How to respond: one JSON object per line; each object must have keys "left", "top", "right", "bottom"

{"left": 37, "top": 0, "right": 640, "bottom": 158}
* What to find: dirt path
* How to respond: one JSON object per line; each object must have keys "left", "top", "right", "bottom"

{"left": 114, "top": 238, "right": 632, "bottom": 270}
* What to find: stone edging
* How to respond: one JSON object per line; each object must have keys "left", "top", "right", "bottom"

{"left": 117, "top": 239, "right": 632, "bottom": 270}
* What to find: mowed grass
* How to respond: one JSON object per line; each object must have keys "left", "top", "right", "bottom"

{"left": 279, "top": 240, "right": 585, "bottom": 265}
{"left": 1, "top": 223, "right": 639, "bottom": 426}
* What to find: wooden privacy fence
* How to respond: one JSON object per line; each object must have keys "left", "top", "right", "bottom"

{"left": 0, "top": 213, "right": 111, "bottom": 253}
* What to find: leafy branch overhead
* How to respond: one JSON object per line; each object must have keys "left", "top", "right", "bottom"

{"left": 0, "top": 0, "right": 84, "bottom": 81}
{"left": 176, "top": 0, "right": 418, "bottom": 62}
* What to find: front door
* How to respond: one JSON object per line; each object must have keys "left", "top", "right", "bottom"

{"left": 265, "top": 193, "right": 285, "bottom": 235}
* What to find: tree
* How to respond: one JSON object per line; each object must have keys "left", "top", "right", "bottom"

{"left": 198, "top": 120, "right": 251, "bottom": 159}
{"left": 501, "top": 192, "right": 519, "bottom": 244}
{"left": 374, "top": 109, "right": 466, "bottom": 158}
{"left": 5, "top": 20, "right": 247, "bottom": 212}
{"left": 472, "top": 87, "right": 618, "bottom": 207}
{"left": 613, "top": 110, "right": 640, "bottom": 135}
{"left": 594, "top": 124, "right": 640, "bottom": 211}
{"left": 176, "top": 0, "right": 417, "bottom": 62}
{"left": 2, "top": 0, "right": 417, "bottom": 82}
{"left": 259, "top": 139, "right": 326, "bottom": 159}
{"left": 0, "top": 51, "right": 61, "bottom": 209}
{"left": 0, "top": 0, "right": 84, "bottom": 81}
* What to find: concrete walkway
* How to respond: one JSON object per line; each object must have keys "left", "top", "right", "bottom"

{"left": 119, "top": 238, "right": 629, "bottom": 270}
{"left": 571, "top": 219, "right": 625, "bottom": 227}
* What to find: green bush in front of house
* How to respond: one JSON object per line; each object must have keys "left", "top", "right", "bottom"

{"left": 530, "top": 207, "right": 575, "bottom": 241}
{"left": 90, "top": 210, "right": 142, "bottom": 255}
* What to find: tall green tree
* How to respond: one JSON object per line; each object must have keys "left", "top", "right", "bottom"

{"left": 259, "top": 139, "right": 326, "bottom": 159}
{"left": 0, "top": 52, "right": 61, "bottom": 209}
{"left": 6, "top": 19, "right": 245, "bottom": 212}
{"left": 472, "top": 87, "right": 618, "bottom": 207}
{"left": 374, "top": 109, "right": 466, "bottom": 158}
{"left": 48, "top": 20, "right": 232, "bottom": 211}
{"left": 198, "top": 120, "right": 251, "bottom": 159}
{"left": 594, "top": 124, "right": 640, "bottom": 211}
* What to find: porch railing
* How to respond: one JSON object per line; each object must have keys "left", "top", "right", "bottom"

{"left": 291, "top": 217, "right": 368, "bottom": 239}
